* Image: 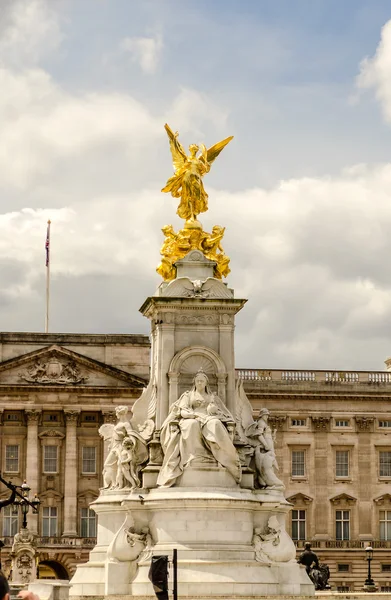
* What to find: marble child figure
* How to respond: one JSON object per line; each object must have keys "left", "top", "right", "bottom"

{"left": 157, "top": 371, "right": 241, "bottom": 487}
{"left": 101, "top": 405, "right": 149, "bottom": 489}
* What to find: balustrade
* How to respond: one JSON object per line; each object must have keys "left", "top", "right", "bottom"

{"left": 236, "top": 368, "right": 391, "bottom": 385}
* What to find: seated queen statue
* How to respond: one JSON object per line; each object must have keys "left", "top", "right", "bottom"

{"left": 157, "top": 370, "right": 241, "bottom": 487}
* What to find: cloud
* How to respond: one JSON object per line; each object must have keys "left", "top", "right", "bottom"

{"left": 120, "top": 34, "right": 163, "bottom": 74}
{"left": 356, "top": 19, "right": 391, "bottom": 122}
{"left": 3, "top": 160, "right": 391, "bottom": 371}
{"left": 0, "top": 0, "right": 63, "bottom": 68}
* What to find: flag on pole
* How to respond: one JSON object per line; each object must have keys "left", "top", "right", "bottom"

{"left": 45, "top": 220, "right": 51, "bottom": 267}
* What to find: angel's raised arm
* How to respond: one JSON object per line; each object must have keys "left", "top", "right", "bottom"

{"left": 164, "top": 123, "right": 187, "bottom": 172}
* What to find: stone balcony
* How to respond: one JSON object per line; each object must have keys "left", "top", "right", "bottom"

{"left": 2, "top": 536, "right": 96, "bottom": 548}
{"left": 294, "top": 539, "right": 391, "bottom": 549}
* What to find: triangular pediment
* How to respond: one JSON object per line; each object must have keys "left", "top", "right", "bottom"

{"left": 330, "top": 493, "right": 357, "bottom": 505}
{"left": 0, "top": 345, "right": 146, "bottom": 389}
{"left": 374, "top": 494, "right": 391, "bottom": 505}
{"left": 286, "top": 493, "right": 313, "bottom": 505}
{"left": 39, "top": 489, "right": 63, "bottom": 501}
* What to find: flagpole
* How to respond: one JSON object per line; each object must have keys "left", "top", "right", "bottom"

{"left": 45, "top": 220, "right": 51, "bottom": 333}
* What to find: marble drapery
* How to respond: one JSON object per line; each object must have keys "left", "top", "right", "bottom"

{"left": 157, "top": 372, "right": 241, "bottom": 487}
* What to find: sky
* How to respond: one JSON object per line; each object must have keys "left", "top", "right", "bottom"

{"left": 2, "top": 0, "right": 391, "bottom": 370}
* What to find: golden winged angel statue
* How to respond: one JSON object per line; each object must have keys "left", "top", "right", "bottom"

{"left": 161, "top": 124, "right": 233, "bottom": 223}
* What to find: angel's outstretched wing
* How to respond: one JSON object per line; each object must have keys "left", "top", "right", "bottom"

{"left": 131, "top": 379, "right": 157, "bottom": 430}
{"left": 99, "top": 423, "right": 114, "bottom": 441}
{"left": 235, "top": 379, "right": 255, "bottom": 442}
{"left": 201, "top": 278, "right": 233, "bottom": 299}
{"left": 164, "top": 123, "right": 187, "bottom": 172}
{"left": 205, "top": 135, "right": 233, "bottom": 166}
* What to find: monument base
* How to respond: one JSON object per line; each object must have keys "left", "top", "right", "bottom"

{"left": 70, "top": 484, "right": 314, "bottom": 597}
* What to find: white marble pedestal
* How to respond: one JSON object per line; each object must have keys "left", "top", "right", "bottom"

{"left": 70, "top": 481, "right": 314, "bottom": 598}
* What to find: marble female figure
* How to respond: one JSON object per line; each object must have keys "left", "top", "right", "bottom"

{"left": 157, "top": 371, "right": 241, "bottom": 487}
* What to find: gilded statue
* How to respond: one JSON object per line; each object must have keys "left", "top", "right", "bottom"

{"left": 161, "top": 124, "right": 233, "bottom": 223}
{"left": 156, "top": 222, "right": 230, "bottom": 281}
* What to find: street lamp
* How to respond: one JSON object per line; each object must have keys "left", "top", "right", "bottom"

{"left": 363, "top": 545, "right": 377, "bottom": 592}
{"left": 14, "top": 481, "right": 41, "bottom": 529}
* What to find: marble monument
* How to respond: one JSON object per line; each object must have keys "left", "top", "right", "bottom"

{"left": 70, "top": 125, "right": 314, "bottom": 598}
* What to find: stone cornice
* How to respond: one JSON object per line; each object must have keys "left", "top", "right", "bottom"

{"left": 139, "top": 296, "right": 247, "bottom": 318}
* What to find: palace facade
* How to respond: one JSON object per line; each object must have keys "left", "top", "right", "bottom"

{"left": 1, "top": 331, "right": 391, "bottom": 590}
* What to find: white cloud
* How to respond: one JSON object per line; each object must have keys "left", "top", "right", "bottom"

{"left": 356, "top": 19, "right": 391, "bottom": 122}
{"left": 0, "top": 0, "right": 63, "bottom": 67}
{"left": 120, "top": 34, "right": 163, "bottom": 74}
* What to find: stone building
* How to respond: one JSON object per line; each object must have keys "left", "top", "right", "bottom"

{"left": 239, "top": 365, "right": 391, "bottom": 592}
{"left": 1, "top": 331, "right": 391, "bottom": 590}
{"left": 0, "top": 332, "right": 150, "bottom": 579}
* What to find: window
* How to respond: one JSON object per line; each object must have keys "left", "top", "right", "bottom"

{"left": 83, "top": 414, "right": 97, "bottom": 423}
{"left": 380, "top": 511, "right": 391, "bottom": 540}
{"left": 42, "top": 507, "right": 57, "bottom": 537}
{"left": 291, "top": 510, "right": 306, "bottom": 540}
{"left": 43, "top": 446, "right": 58, "bottom": 473}
{"left": 335, "top": 420, "right": 350, "bottom": 427}
{"left": 291, "top": 450, "right": 305, "bottom": 477}
{"left": 379, "top": 421, "right": 391, "bottom": 428}
{"left": 6, "top": 413, "right": 19, "bottom": 421}
{"left": 82, "top": 447, "right": 96, "bottom": 474}
{"left": 379, "top": 451, "right": 391, "bottom": 477}
{"left": 291, "top": 419, "right": 306, "bottom": 427}
{"left": 382, "top": 564, "right": 391, "bottom": 572}
{"left": 3, "top": 505, "right": 19, "bottom": 536}
{"left": 48, "top": 414, "right": 58, "bottom": 422}
{"left": 336, "top": 510, "right": 350, "bottom": 540}
{"left": 336, "top": 450, "right": 349, "bottom": 478}
{"left": 80, "top": 508, "right": 97, "bottom": 537}
{"left": 338, "top": 564, "right": 350, "bottom": 572}
{"left": 5, "top": 445, "right": 19, "bottom": 472}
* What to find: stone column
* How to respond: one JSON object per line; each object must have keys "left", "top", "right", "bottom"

{"left": 25, "top": 410, "right": 41, "bottom": 534}
{"left": 62, "top": 410, "right": 80, "bottom": 537}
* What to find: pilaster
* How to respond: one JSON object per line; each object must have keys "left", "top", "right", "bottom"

{"left": 62, "top": 410, "right": 80, "bottom": 537}
{"left": 25, "top": 410, "right": 41, "bottom": 533}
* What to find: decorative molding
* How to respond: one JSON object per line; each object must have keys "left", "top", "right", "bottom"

{"left": 374, "top": 494, "right": 391, "bottom": 506}
{"left": 175, "top": 313, "right": 219, "bottom": 325}
{"left": 311, "top": 416, "right": 331, "bottom": 430}
{"left": 102, "top": 411, "right": 117, "bottom": 424}
{"left": 330, "top": 493, "right": 357, "bottom": 506}
{"left": 268, "top": 415, "right": 287, "bottom": 430}
{"left": 286, "top": 493, "right": 313, "bottom": 506}
{"left": 355, "top": 416, "right": 374, "bottom": 431}
{"left": 220, "top": 313, "right": 233, "bottom": 325}
{"left": 38, "top": 429, "right": 65, "bottom": 439}
{"left": 25, "top": 409, "right": 41, "bottom": 423}
{"left": 39, "top": 489, "right": 63, "bottom": 501}
{"left": 64, "top": 410, "right": 80, "bottom": 423}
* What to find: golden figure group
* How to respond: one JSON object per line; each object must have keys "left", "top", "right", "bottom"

{"left": 156, "top": 222, "right": 230, "bottom": 281}
{"left": 158, "top": 124, "right": 233, "bottom": 280}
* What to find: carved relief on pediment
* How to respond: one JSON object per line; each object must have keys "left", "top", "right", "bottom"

{"left": 19, "top": 357, "right": 88, "bottom": 385}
